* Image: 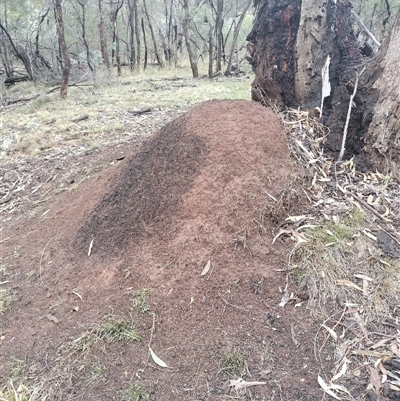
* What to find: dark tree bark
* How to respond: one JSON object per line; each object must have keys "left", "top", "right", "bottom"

{"left": 54, "top": 0, "right": 71, "bottom": 98}
{"left": 98, "top": 0, "right": 111, "bottom": 70}
{"left": 182, "top": 0, "right": 198, "bottom": 78}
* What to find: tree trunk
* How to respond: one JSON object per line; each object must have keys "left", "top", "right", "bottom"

{"left": 0, "top": 21, "right": 33, "bottom": 80}
{"left": 215, "top": 0, "right": 224, "bottom": 72}
{"left": 182, "top": 0, "right": 198, "bottom": 78}
{"left": 128, "top": 0, "right": 136, "bottom": 71}
{"left": 361, "top": 10, "right": 400, "bottom": 177}
{"left": 98, "top": 0, "right": 111, "bottom": 70}
{"left": 143, "top": 0, "right": 163, "bottom": 66}
{"left": 54, "top": 0, "right": 71, "bottom": 98}
{"left": 141, "top": 16, "right": 148, "bottom": 70}
{"left": 77, "top": 0, "right": 94, "bottom": 72}
{"left": 248, "top": 0, "right": 400, "bottom": 176}
{"left": 134, "top": 0, "right": 141, "bottom": 69}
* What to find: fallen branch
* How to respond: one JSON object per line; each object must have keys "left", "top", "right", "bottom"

{"left": 6, "top": 94, "right": 39, "bottom": 105}
{"left": 349, "top": 192, "right": 392, "bottom": 223}
{"left": 71, "top": 114, "right": 89, "bottom": 123}
{"left": 129, "top": 107, "right": 152, "bottom": 115}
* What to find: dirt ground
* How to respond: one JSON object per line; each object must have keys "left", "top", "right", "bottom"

{"left": 1, "top": 99, "right": 340, "bottom": 400}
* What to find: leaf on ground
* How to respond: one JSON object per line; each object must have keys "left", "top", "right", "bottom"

{"left": 200, "top": 260, "right": 211, "bottom": 276}
{"left": 318, "top": 376, "right": 341, "bottom": 400}
{"left": 229, "top": 378, "right": 266, "bottom": 390}
{"left": 322, "top": 324, "right": 338, "bottom": 341}
{"left": 279, "top": 290, "right": 294, "bottom": 307}
{"left": 371, "top": 336, "right": 396, "bottom": 350}
{"left": 46, "top": 314, "right": 60, "bottom": 324}
{"left": 369, "top": 366, "right": 382, "bottom": 394}
{"left": 149, "top": 346, "right": 169, "bottom": 368}
{"left": 332, "top": 359, "right": 348, "bottom": 382}
{"left": 337, "top": 279, "right": 363, "bottom": 292}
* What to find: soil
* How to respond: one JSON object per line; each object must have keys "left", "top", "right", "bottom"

{"left": 0, "top": 100, "right": 335, "bottom": 400}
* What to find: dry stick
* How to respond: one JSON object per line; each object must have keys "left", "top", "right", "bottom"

{"left": 147, "top": 312, "right": 156, "bottom": 362}
{"left": 350, "top": 192, "right": 392, "bottom": 223}
{"left": 337, "top": 67, "right": 366, "bottom": 163}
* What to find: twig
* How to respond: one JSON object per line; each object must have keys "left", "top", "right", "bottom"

{"left": 350, "top": 192, "right": 391, "bottom": 223}
{"left": 337, "top": 67, "right": 366, "bottom": 163}
{"left": 39, "top": 237, "right": 54, "bottom": 288}
{"left": 147, "top": 312, "right": 156, "bottom": 363}
{"left": 290, "top": 323, "right": 299, "bottom": 346}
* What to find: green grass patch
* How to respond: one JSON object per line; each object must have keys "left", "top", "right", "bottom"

{"left": 0, "top": 288, "right": 14, "bottom": 315}
{"left": 220, "top": 348, "right": 244, "bottom": 377}
{"left": 131, "top": 288, "right": 151, "bottom": 314}
{"left": 72, "top": 316, "right": 140, "bottom": 354}
{"left": 124, "top": 382, "right": 149, "bottom": 401}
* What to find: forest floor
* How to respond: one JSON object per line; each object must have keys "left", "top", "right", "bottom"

{"left": 1, "top": 67, "right": 400, "bottom": 401}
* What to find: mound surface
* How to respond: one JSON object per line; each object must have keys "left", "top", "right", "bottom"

{"left": 76, "top": 100, "right": 301, "bottom": 274}
{"left": 2, "top": 100, "right": 325, "bottom": 401}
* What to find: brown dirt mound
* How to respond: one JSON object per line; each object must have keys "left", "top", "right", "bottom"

{"left": 1, "top": 100, "right": 330, "bottom": 401}
{"left": 75, "top": 100, "right": 302, "bottom": 266}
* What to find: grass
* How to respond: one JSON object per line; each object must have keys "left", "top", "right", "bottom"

{"left": 220, "top": 348, "right": 244, "bottom": 378}
{"left": 10, "top": 359, "right": 25, "bottom": 382}
{"left": 72, "top": 316, "right": 140, "bottom": 354}
{"left": 124, "top": 382, "right": 148, "bottom": 401}
{"left": 1, "top": 64, "right": 251, "bottom": 160}
{"left": 0, "top": 288, "right": 13, "bottom": 315}
{"left": 0, "top": 381, "right": 33, "bottom": 401}
{"left": 131, "top": 288, "right": 151, "bottom": 314}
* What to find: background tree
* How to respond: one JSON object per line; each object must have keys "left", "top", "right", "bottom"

{"left": 54, "top": 0, "right": 71, "bottom": 98}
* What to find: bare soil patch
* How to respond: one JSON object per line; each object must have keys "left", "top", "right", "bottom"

{"left": 0, "top": 99, "right": 332, "bottom": 400}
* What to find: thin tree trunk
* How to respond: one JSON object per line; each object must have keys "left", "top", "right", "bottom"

{"left": 134, "top": 0, "right": 141, "bottom": 70}
{"left": 98, "top": 0, "right": 111, "bottom": 70}
{"left": 141, "top": 16, "right": 148, "bottom": 69}
{"left": 215, "top": 0, "right": 224, "bottom": 72}
{"left": 182, "top": 0, "right": 198, "bottom": 78}
{"left": 143, "top": 0, "right": 163, "bottom": 66}
{"left": 128, "top": 0, "right": 136, "bottom": 71}
{"left": 0, "top": 21, "right": 33, "bottom": 79}
{"left": 77, "top": 0, "right": 93, "bottom": 72}
{"left": 54, "top": 0, "right": 71, "bottom": 98}
{"left": 224, "top": 0, "right": 251, "bottom": 76}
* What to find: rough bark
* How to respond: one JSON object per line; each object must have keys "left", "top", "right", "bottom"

{"left": 54, "top": 0, "right": 71, "bottom": 98}
{"left": 361, "top": 10, "right": 400, "bottom": 177}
